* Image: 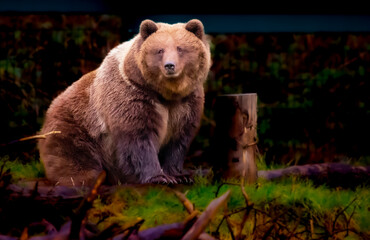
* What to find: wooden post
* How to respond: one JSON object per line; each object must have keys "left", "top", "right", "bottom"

{"left": 212, "top": 93, "right": 258, "bottom": 183}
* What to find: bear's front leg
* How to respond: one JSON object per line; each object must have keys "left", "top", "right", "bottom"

{"left": 159, "top": 139, "right": 193, "bottom": 184}
{"left": 114, "top": 133, "right": 177, "bottom": 184}
{"left": 159, "top": 91, "right": 204, "bottom": 184}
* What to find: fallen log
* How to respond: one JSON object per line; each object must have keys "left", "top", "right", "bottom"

{"left": 258, "top": 162, "right": 370, "bottom": 188}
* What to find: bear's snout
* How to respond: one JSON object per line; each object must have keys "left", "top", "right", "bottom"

{"left": 164, "top": 62, "right": 176, "bottom": 74}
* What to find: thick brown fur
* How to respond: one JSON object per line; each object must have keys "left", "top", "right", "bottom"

{"left": 38, "top": 19, "right": 211, "bottom": 186}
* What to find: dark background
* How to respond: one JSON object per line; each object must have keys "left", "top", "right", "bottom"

{"left": 1, "top": 1, "right": 369, "bottom": 167}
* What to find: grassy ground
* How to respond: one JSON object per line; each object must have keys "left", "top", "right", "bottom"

{"left": 2, "top": 157, "right": 369, "bottom": 239}
{"left": 87, "top": 177, "right": 369, "bottom": 239}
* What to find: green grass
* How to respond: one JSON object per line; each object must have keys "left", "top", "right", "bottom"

{"left": 88, "top": 177, "right": 369, "bottom": 239}
{"left": 256, "top": 153, "right": 285, "bottom": 170}
{"left": 1, "top": 156, "right": 45, "bottom": 181}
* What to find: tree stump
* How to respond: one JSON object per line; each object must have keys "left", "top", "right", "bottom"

{"left": 212, "top": 93, "right": 258, "bottom": 183}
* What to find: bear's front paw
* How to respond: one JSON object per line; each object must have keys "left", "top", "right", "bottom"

{"left": 146, "top": 174, "right": 177, "bottom": 185}
{"left": 174, "top": 174, "right": 194, "bottom": 185}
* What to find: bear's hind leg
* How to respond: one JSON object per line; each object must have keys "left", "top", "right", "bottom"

{"left": 38, "top": 125, "right": 104, "bottom": 186}
{"left": 41, "top": 154, "right": 102, "bottom": 186}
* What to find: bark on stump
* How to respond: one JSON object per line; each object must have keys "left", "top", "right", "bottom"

{"left": 212, "top": 93, "right": 258, "bottom": 183}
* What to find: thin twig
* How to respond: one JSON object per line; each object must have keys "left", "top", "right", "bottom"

{"left": 215, "top": 182, "right": 239, "bottom": 197}
{"left": 241, "top": 141, "right": 258, "bottom": 150}
{"left": 222, "top": 201, "right": 236, "bottom": 240}
{"left": 3, "top": 130, "right": 62, "bottom": 146}
{"left": 120, "top": 219, "right": 145, "bottom": 240}
{"left": 173, "top": 190, "right": 195, "bottom": 214}
{"left": 19, "top": 130, "right": 61, "bottom": 141}
{"left": 346, "top": 205, "right": 357, "bottom": 236}
{"left": 182, "top": 190, "right": 231, "bottom": 240}
{"left": 310, "top": 218, "right": 315, "bottom": 238}
{"left": 261, "top": 224, "right": 275, "bottom": 240}
{"left": 70, "top": 171, "right": 106, "bottom": 239}
{"left": 225, "top": 215, "right": 236, "bottom": 240}
{"left": 214, "top": 217, "right": 225, "bottom": 236}
{"left": 332, "top": 197, "right": 357, "bottom": 233}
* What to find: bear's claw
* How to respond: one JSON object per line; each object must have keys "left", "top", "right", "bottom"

{"left": 174, "top": 174, "right": 194, "bottom": 184}
{"left": 147, "top": 174, "right": 177, "bottom": 185}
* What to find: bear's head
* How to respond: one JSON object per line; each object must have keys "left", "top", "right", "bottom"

{"left": 124, "top": 19, "right": 211, "bottom": 100}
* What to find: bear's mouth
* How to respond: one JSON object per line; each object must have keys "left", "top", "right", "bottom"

{"left": 164, "top": 72, "right": 181, "bottom": 78}
{"left": 162, "top": 68, "right": 181, "bottom": 79}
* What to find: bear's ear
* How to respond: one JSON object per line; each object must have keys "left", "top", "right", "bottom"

{"left": 185, "top": 19, "right": 204, "bottom": 39}
{"left": 140, "top": 20, "right": 158, "bottom": 40}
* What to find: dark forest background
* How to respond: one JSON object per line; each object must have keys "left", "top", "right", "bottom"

{"left": 0, "top": 14, "right": 369, "bottom": 167}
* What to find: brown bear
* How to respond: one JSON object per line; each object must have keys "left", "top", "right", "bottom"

{"left": 38, "top": 19, "right": 211, "bottom": 186}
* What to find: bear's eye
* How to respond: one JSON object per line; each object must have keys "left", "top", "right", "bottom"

{"left": 157, "top": 49, "right": 164, "bottom": 54}
{"left": 177, "top": 47, "right": 183, "bottom": 53}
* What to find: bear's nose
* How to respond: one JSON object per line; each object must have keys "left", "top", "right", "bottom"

{"left": 164, "top": 62, "right": 176, "bottom": 73}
